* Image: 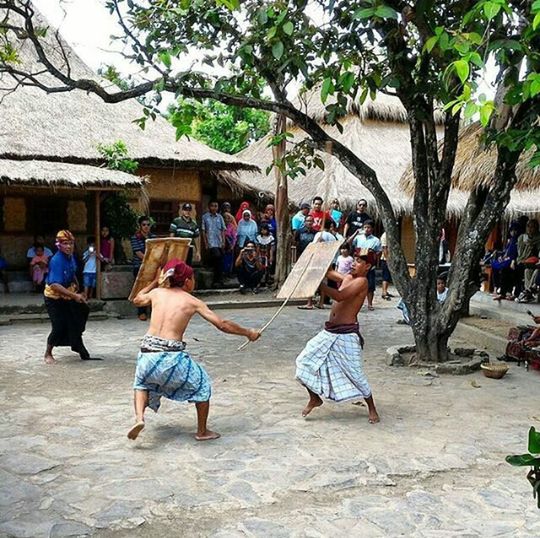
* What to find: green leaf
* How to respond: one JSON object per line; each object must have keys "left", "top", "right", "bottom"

{"left": 424, "top": 35, "right": 438, "bottom": 53}
{"left": 258, "top": 9, "right": 268, "bottom": 24}
{"left": 454, "top": 60, "right": 470, "bottom": 84}
{"left": 439, "top": 32, "right": 449, "bottom": 51}
{"left": 479, "top": 102, "right": 494, "bottom": 126}
{"left": 321, "top": 77, "right": 334, "bottom": 103}
{"left": 529, "top": 427, "right": 540, "bottom": 454}
{"left": 158, "top": 50, "right": 171, "bottom": 68}
{"left": 505, "top": 454, "right": 540, "bottom": 466}
{"left": 483, "top": 2, "right": 501, "bottom": 20}
{"left": 272, "top": 40, "right": 284, "bottom": 60}
{"left": 340, "top": 71, "right": 355, "bottom": 93}
{"left": 353, "top": 7, "right": 376, "bottom": 19}
{"left": 282, "top": 21, "right": 294, "bottom": 35}
{"left": 533, "top": 12, "right": 540, "bottom": 31}
{"left": 464, "top": 101, "right": 478, "bottom": 119}
{"left": 374, "top": 5, "right": 398, "bottom": 19}
{"left": 267, "top": 26, "right": 277, "bottom": 39}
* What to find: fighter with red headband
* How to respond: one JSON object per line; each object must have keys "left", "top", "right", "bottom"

{"left": 129, "top": 258, "right": 260, "bottom": 441}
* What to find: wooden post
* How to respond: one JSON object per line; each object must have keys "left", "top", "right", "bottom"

{"left": 95, "top": 191, "right": 102, "bottom": 300}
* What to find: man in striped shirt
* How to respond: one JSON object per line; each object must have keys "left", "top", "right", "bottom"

{"left": 131, "top": 216, "right": 155, "bottom": 321}
{"left": 169, "top": 202, "right": 200, "bottom": 265}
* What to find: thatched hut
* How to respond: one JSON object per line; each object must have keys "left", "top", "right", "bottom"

{"left": 0, "top": 8, "right": 259, "bottom": 257}
{"left": 233, "top": 89, "right": 449, "bottom": 261}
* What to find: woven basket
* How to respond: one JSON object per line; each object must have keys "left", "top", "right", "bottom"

{"left": 481, "top": 362, "right": 509, "bottom": 379}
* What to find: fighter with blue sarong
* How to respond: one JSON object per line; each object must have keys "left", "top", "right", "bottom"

{"left": 128, "top": 259, "right": 260, "bottom": 441}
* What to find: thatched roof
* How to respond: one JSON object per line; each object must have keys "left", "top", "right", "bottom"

{"left": 0, "top": 159, "right": 144, "bottom": 189}
{"left": 400, "top": 122, "right": 540, "bottom": 193}
{"left": 234, "top": 113, "right": 425, "bottom": 217}
{"left": 0, "top": 10, "right": 258, "bottom": 173}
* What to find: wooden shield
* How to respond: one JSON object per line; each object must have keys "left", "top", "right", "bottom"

{"left": 277, "top": 241, "right": 343, "bottom": 300}
{"left": 128, "top": 238, "right": 191, "bottom": 301}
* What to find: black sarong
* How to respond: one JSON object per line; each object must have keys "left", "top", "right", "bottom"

{"left": 45, "top": 297, "right": 89, "bottom": 353}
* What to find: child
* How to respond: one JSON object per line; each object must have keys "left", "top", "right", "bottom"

{"left": 30, "top": 245, "right": 50, "bottom": 291}
{"left": 256, "top": 224, "right": 275, "bottom": 285}
{"left": 82, "top": 236, "right": 100, "bottom": 299}
{"left": 0, "top": 248, "right": 8, "bottom": 293}
{"left": 336, "top": 245, "right": 353, "bottom": 275}
{"left": 437, "top": 274, "right": 449, "bottom": 303}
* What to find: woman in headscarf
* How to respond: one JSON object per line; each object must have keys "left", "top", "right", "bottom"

{"left": 43, "top": 230, "right": 97, "bottom": 364}
{"left": 235, "top": 201, "right": 252, "bottom": 224}
{"left": 236, "top": 210, "right": 258, "bottom": 251}
{"left": 222, "top": 212, "right": 238, "bottom": 276}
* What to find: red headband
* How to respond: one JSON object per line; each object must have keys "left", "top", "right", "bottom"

{"left": 161, "top": 258, "right": 194, "bottom": 288}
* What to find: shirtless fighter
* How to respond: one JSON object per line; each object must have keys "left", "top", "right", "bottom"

{"left": 128, "top": 259, "right": 259, "bottom": 441}
{"left": 295, "top": 251, "right": 380, "bottom": 423}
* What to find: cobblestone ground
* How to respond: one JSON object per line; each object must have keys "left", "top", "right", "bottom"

{"left": 0, "top": 301, "right": 539, "bottom": 537}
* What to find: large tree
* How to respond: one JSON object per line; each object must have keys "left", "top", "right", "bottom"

{"left": 1, "top": 0, "right": 538, "bottom": 362}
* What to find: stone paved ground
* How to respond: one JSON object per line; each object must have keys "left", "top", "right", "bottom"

{"left": 0, "top": 300, "right": 539, "bottom": 537}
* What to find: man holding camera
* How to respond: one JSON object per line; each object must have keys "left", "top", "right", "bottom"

{"left": 235, "top": 240, "right": 264, "bottom": 294}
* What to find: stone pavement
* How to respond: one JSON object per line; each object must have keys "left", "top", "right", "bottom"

{"left": 0, "top": 300, "right": 539, "bottom": 537}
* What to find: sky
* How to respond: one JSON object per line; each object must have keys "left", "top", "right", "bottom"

{"left": 32, "top": 0, "right": 496, "bottom": 100}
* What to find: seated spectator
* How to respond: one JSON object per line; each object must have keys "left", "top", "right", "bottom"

{"left": 0, "top": 247, "right": 9, "bottom": 293}
{"left": 516, "top": 219, "right": 540, "bottom": 303}
{"left": 492, "top": 223, "right": 519, "bottom": 301}
{"left": 292, "top": 203, "right": 311, "bottom": 231}
{"left": 236, "top": 210, "right": 258, "bottom": 250}
{"left": 256, "top": 224, "right": 275, "bottom": 285}
{"left": 222, "top": 212, "right": 238, "bottom": 276}
{"left": 30, "top": 245, "right": 50, "bottom": 292}
{"left": 27, "top": 236, "right": 53, "bottom": 260}
{"left": 235, "top": 241, "right": 264, "bottom": 294}
{"left": 100, "top": 225, "right": 115, "bottom": 270}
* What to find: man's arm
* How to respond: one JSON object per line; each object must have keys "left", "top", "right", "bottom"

{"left": 196, "top": 301, "right": 260, "bottom": 341}
{"left": 49, "top": 283, "right": 87, "bottom": 303}
{"left": 320, "top": 278, "right": 366, "bottom": 303}
{"left": 132, "top": 271, "right": 160, "bottom": 306}
{"left": 326, "top": 270, "right": 346, "bottom": 283}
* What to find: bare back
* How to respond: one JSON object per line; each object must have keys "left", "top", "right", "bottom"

{"left": 328, "top": 275, "right": 368, "bottom": 325}
{"left": 145, "top": 287, "right": 201, "bottom": 341}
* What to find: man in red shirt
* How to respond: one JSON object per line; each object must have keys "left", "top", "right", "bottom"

{"left": 309, "top": 196, "right": 332, "bottom": 232}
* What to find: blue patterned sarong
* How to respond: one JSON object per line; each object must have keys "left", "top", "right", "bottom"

{"left": 295, "top": 327, "right": 371, "bottom": 402}
{"left": 133, "top": 335, "right": 211, "bottom": 412}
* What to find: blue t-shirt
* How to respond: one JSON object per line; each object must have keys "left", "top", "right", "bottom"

{"left": 46, "top": 251, "right": 77, "bottom": 287}
{"left": 353, "top": 234, "right": 382, "bottom": 253}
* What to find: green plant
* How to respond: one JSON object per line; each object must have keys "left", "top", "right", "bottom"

{"left": 97, "top": 140, "right": 139, "bottom": 174}
{"left": 506, "top": 427, "right": 540, "bottom": 508}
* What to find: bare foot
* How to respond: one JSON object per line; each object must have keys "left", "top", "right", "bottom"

{"left": 127, "top": 421, "right": 145, "bottom": 440}
{"left": 302, "top": 395, "right": 323, "bottom": 417}
{"left": 44, "top": 354, "right": 56, "bottom": 365}
{"left": 195, "top": 430, "right": 221, "bottom": 441}
{"left": 368, "top": 411, "right": 380, "bottom": 424}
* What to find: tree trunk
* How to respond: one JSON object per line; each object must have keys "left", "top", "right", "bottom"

{"left": 413, "top": 327, "right": 450, "bottom": 363}
{"left": 272, "top": 114, "right": 290, "bottom": 288}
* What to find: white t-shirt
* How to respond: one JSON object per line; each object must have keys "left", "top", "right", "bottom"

{"left": 437, "top": 287, "right": 448, "bottom": 303}
{"left": 312, "top": 231, "right": 337, "bottom": 243}
{"left": 336, "top": 255, "right": 353, "bottom": 274}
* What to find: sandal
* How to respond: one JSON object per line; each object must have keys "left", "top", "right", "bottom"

{"left": 297, "top": 305, "right": 314, "bottom": 310}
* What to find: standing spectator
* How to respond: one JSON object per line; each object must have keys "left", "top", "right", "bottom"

{"left": 380, "top": 232, "right": 394, "bottom": 300}
{"left": 235, "top": 241, "right": 264, "bottom": 294}
{"left": 82, "top": 236, "right": 101, "bottom": 300}
{"left": 438, "top": 228, "right": 451, "bottom": 264}
{"left": 309, "top": 196, "right": 331, "bottom": 232}
{"left": 0, "top": 247, "right": 9, "bottom": 293}
{"left": 256, "top": 223, "right": 275, "bottom": 285}
{"left": 100, "top": 225, "right": 115, "bottom": 271}
{"left": 30, "top": 245, "right": 50, "bottom": 292}
{"left": 43, "top": 230, "right": 95, "bottom": 364}
{"left": 263, "top": 204, "right": 277, "bottom": 236}
{"left": 292, "top": 203, "right": 311, "bottom": 231}
{"left": 222, "top": 212, "right": 238, "bottom": 276}
{"left": 131, "top": 216, "right": 155, "bottom": 321}
{"left": 350, "top": 220, "right": 381, "bottom": 310}
{"left": 336, "top": 245, "right": 353, "bottom": 276}
{"left": 436, "top": 274, "right": 449, "bottom": 303}
{"left": 516, "top": 219, "right": 540, "bottom": 302}
{"left": 27, "top": 235, "right": 53, "bottom": 261}
{"left": 344, "top": 199, "right": 371, "bottom": 239}
{"left": 329, "top": 199, "right": 344, "bottom": 232}
{"left": 492, "top": 223, "right": 519, "bottom": 301}
{"left": 235, "top": 201, "right": 252, "bottom": 223}
{"left": 294, "top": 216, "right": 316, "bottom": 258}
{"left": 202, "top": 201, "right": 226, "bottom": 287}
{"left": 236, "top": 210, "right": 258, "bottom": 250}
{"left": 221, "top": 201, "right": 232, "bottom": 215}
{"left": 169, "top": 203, "right": 200, "bottom": 265}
